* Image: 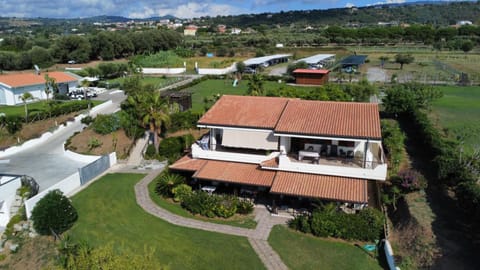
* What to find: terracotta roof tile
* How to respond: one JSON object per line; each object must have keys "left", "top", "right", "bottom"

{"left": 271, "top": 172, "right": 368, "bottom": 203}
{"left": 0, "top": 72, "right": 78, "bottom": 88}
{"left": 274, "top": 100, "right": 381, "bottom": 139}
{"left": 193, "top": 160, "right": 275, "bottom": 187}
{"left": 293, "top": 69, "right": 329, "bottom": 74}
{"left": 198, "top": 95, "right": 291, "bottom": 129}
{"left": 169, "top": 155, "right": 207, "bottom": 171}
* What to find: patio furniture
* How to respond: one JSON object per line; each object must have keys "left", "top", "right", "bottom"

{"left": 201, "top": 186, "right": 216, "bottom": 194}
{"left": 298, "top": 150, "right": 320, "bottom": 161}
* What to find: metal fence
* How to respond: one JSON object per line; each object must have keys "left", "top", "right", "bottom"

{"left": 78, "top": 155, "right": 110, "bottom": 185}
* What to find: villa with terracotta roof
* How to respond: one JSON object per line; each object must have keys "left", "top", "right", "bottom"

{"left": 170, "top": 95, "right": 387, "bottom": 208}
{"left": 0, "top": 71, "right": 79, "bottom": 105}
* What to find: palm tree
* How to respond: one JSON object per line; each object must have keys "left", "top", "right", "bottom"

{"left": 20, "top": 92, "right": 34, "bottom": 122}
{"left": 80, "top": 79, "right": 90, "bottom": 100}
{"left": 44, "top": 75, "right": 52, "bottom": 102}
{"left": 127, "top": 91, "right": 178, "bottom": 151}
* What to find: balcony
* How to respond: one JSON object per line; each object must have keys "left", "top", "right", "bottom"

{"left": 272, "top": 153, "right": 387, "bottom": 181}
{"left": 191, "top": 144, "right": 279, "bottom": 164}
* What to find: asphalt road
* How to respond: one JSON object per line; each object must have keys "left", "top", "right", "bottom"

{"left": 0, "top": 90, "right": 125, "bottom": 191}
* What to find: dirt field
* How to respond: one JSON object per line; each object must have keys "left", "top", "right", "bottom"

{"left": 66, "top": 128, "right": 134, "bottom": 160}
{"left": 0, "top": 112, "right": 80, "bottom": 150}
{"left": 0, "top": 236, "right": 57, "bottom": 270}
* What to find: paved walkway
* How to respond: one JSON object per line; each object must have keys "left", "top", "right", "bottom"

{"left": 132, "top": 167, "right": 289, "bottom": 270}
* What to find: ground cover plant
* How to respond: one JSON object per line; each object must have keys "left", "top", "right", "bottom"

{"left": 69, "top": 173, "right": 264, "bottom": 270}
{"left": 268, "top": 225, "right": 383, "bottom": 270}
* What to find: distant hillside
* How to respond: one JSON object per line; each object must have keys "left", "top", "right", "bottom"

{"left": 200, "top": 1, "right": 480, "bottom": 27}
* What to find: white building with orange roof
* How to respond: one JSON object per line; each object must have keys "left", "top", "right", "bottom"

{"left": 0, "top": 71, "right": 80, "bottom": 105}
{"left": 170, "top": 95, "right": 387, "bottom": 209}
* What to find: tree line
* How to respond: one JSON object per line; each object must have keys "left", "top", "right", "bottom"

{"left": 0, "top": 29, "right": 181, "bottom": 71}
{"left": 190, "top": 24, "right": 480, "bottom": 51}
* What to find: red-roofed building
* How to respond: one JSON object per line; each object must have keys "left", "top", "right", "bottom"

{"left": 293, "top": 69, "right": 330, "bottom": 85}
{"left": 0, "top": 71, "right": 80, "bottom": 105}
{"left": 170, "top": 95, "right": 386, "bottom": 206}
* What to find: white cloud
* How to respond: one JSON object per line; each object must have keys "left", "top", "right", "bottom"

{"left": 155, "top": 2, "right": 246, "bottom": 18}
{"left": 369, "top": 0, "right": 406, "bottom": 6}
{"left": 345, "top": 2, "right": 356, "bottom": 8}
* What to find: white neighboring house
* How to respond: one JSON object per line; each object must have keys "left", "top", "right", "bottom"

{"left": 0, "top": 71, "right": 80, "bottom": 105}
{"left": 170, "top": 95, "right": 387, "bottom": 206}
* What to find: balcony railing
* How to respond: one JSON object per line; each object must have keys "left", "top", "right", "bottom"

{"left": 191, "top": 144, "right": 279, "bottom": 164}
{"left": 276, "top": 154, "right": 387, "bottom": 181}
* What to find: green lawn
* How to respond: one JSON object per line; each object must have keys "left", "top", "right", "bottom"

{"left": 107, "top": 76, "right": 183, "bottom": 89}
{"left": 431, "top": 86, "right": 480, "bottom": 152}
{"left": 69, "top": 173, "right": 265, "bottom": 270}
{"left": 0, "top": 100, "right": 103, "bottom": 117}
{"left": 186, "top": 79, "right": 317, "bottom": 113}
{"left": 268, "top": 226, "right": 383, "bottom": 270}
{"left": 147, "top": 177, "right": 257, "bottom": 229}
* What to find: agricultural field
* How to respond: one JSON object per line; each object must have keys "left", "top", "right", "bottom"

{"left": 130, "top": 51, "right": 247, "bottom": 73}
{"left": 107, "top": 76, "right": 184, "bottom": 89}
{"left": 350, "top": 46, "right": 480, "bottom": 84}
{"left": 431, "top": 85, "right": 480, "bottom": 153}
{"left": 185, "top": 79, "right": 321, "bottom": 113}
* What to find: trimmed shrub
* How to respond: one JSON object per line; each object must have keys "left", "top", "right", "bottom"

{"left": 30, "top": 189, "right": 78, "bottom": 235}
{"left": 91, "top": 114, "right": 121, "bottom": 135}
{"left": 158, "top": 134, "right": 194, "bottom": 163}
{"left": 288, "top": 214, "right": 311, "bottom": 234}
{"left": 214, "top": 195, "right": 238, "bottom": 218}
{"left": 290, "top": 207, "right": 384, "bottom": 242}
{"left": 158, "top": 136, "right": 183, "bottom": 163}
{"left": 182, "top": 191, "right": 219, "bottom": 218}
{"left": 172, "top": 184, "right": 193, "bottom": 202}
{"left": 236, "top": 200, "right": 254, "bottom": 214}
{"left": 80, "top": 115, "right": 93, "bottom": 125}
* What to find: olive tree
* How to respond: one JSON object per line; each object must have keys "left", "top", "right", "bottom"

{"left": 31, "top": 189, "right": 78, "bottom": 237}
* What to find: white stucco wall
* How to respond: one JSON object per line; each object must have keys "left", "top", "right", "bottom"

{"left": 0, "top": 81, "right": 79, "bottom": 105}
{"left": 0, "top": 176, "right": 22, "bottom": 227}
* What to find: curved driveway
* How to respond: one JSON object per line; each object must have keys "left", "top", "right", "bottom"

{"left": 0, "top": 90, "right": 125, "bottom": 191}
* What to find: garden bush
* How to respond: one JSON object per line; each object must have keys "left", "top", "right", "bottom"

{"left": 80, "top": 115, "right": 94, "bottom": 125}
{"left": 155, "top": 172, "right": 185, "bottom": 197}
{"left": 236, "top": 200, "right": 254, "bottom": 214}
{"left": 289, "top": 206, "right": 384, "bottom": 241}
{"left": 31, "top": 189, "right": 78, "bottom": 236}
{"left": 158, "top": 134, "right": 194, "bottom": 163}
{"left": 144, "top": 144, "right": 157, "bottom": 159}
{"left": 181, "top": 191, "right": 219, "bottom": 218}
{"left": 91, "top": 114, "right": 121, "bottom": 135}
{"left": 172, "top": 184, "right": 193, "bottom": 202}
{"left": 214, "top": 195, "right": 238, "bottom": 218}
{"left": 169, "top": 111, "right": 200, "bottom": 133}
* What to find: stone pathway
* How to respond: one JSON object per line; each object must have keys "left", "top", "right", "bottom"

{"left": 133, "top": 167, "right": 289, "bottom": 270}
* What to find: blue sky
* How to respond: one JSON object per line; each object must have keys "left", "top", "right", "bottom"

{"left": 0, "top": 0, "right": 461, "bottom": 19}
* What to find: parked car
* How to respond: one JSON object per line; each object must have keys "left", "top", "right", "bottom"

{"left": 244, "top": 67, "right": 256, "bottom": 74}
{"left": 67, "top": 60, "right": 76, "bottom": 64}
